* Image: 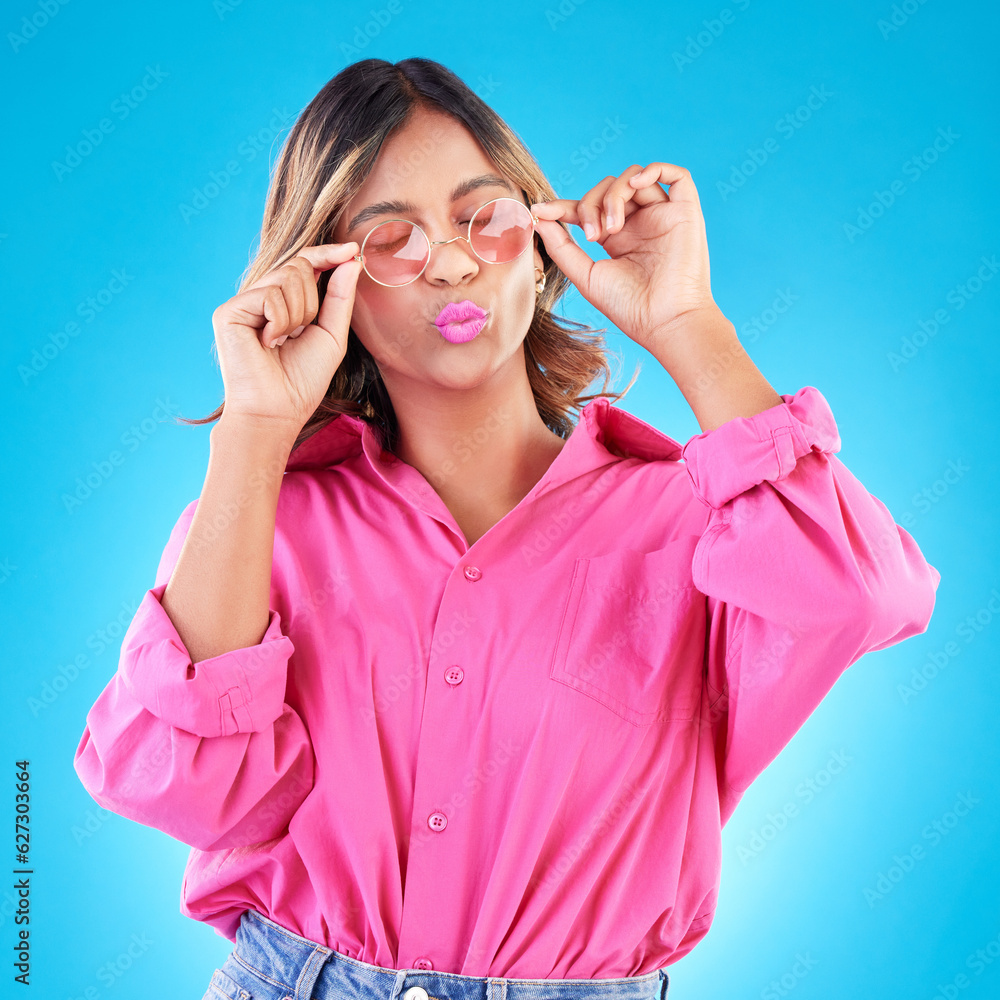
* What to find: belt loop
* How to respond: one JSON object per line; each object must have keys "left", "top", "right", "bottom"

{"left": 389, "top": 968, "right": 409, "bottom": 999}
{"left": 486, "top": 977, "right": 507, "bottom": 1000}
{"left": 294, "top": 944, "right": 332, "bottom": 1000}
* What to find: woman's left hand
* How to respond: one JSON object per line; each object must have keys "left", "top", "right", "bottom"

{"left": 531, "top": 163, "right": 720, "bottom": 351}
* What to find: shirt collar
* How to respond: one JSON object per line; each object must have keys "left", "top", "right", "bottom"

{"left": 285, "top": 397, "right": 683, "bottom": 480}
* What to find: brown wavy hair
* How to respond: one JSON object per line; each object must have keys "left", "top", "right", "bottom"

{"left": 179, "top": 57, "right": 641, "bottom": 456}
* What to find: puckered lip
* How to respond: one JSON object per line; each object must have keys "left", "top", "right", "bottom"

{"left": 434, "top": 299, "right": 488, "bottom": 327}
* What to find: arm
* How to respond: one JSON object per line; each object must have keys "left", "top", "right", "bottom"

{"left": 72, "top": 418, "right": 315, "bottom": 851}
{"left": 674, "top": 380, "right": 940, "bottom": 824}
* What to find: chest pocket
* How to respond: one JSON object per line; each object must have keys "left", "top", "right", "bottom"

{"left": 548, "top": 535, "right": 705, "bottom": 726}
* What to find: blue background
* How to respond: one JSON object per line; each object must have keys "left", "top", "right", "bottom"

{"left": 2, "top": 1, "right": 998, "bottom": 997}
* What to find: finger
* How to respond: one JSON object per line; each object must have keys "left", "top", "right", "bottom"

{"left": 248, "top": 245, "right": 357, "bottom": 344}
{"left": 602, "top": 164, "right": 648, "bottom": 236}
{"left": 576, "top": 176, "right": 617, "bottom": 242}
{"left": 627, "top": 162, "right": 702, "bottom": 209}
{"left": 533, "top": 195, "right": 604, "bottom": 244}
{"left": 248, "top": 242, "right": 360, "bottom": 292}
{"left": 276, "top": 262, "right": 306, "bottom": 336}
{"left": 622, "top": 165, "right": 672, "bottom": 208}
{"left": 283, "top": 255, "right": 319, "bottom": 339}
{"left": 313, "top": 256, "right": 364, "bottom": 340}
{"left": 530, "top": 216, "right": 595, "bottom": 299}
{"left": 218, "top": 283, "right": 290, "bottom": 348}
{"left": 532, "top": 199, "right": 583, "bottom": 225}
{"left": 294, "top": 241, "right": 362, "bottom": 280}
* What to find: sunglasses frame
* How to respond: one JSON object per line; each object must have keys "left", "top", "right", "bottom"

{"left": 352, "top": 196, "right": 540, "bottom": 288}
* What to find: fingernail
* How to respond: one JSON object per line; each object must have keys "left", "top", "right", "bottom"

{"left": 606, "top": 214, "right": 616, "bottom": 230}
{"left": 275, "top": 334, "right": 289, "bottom": 346}
{"left": 584, "top": 223, "right": 596, "bottom": 240}
{"left": 291, "top": 325, "right": 305, "bottom": 337}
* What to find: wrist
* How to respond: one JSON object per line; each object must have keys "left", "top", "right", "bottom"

{"left": 212, "top": 412, "right": 301, "bottom": 456}
{"left": 648, "top": 304, "right": 734, "bottom": 350}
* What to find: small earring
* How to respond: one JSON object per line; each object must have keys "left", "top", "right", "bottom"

{"left": 534, "top": 267, "right": 547, "bottom": 295}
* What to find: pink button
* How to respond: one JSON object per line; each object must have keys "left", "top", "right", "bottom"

{"left": 413, "top": 957, "right": 433, "bottom": 970}
{"left": 463, "top": 565, "right": 482, "bottom": 581}
{"left": 444, "top": 666, "right": 464, "bottom": 686}
{"left": 427, "top": 811, "right": 448, "bottom": 832}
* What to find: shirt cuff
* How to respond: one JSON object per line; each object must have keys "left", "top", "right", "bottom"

{"left": 119, "top": 582, "right": 295, "bottom": 738}
{"left": 680, "top": 386, "right": 842, "bottom": 510}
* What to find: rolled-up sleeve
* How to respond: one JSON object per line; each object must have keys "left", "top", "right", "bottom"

{"left": 681, "top": 387, "right": 941, "bottom": 823}
{"left": 72, "top": 499, "right": 315, "bottom": 851}
{"left": 120, "top": 582, "right": 293, "bottom": 738}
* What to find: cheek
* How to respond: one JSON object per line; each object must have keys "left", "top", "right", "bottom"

{"left": 352, "top": 289, "right": 427, "bottom": 366}
{"left": 500, "top": 276, "right": 536, "bottom": 336}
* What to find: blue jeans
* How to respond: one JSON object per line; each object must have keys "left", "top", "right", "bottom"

{"left": 201, "top": 909, "right": 671, "bottom": 1000}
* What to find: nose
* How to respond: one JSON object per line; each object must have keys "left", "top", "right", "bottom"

{"left": 422, "top": 232, "right": 479, "bottom": 285}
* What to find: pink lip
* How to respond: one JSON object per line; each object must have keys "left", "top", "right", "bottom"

{"left": 434, "top": 299, "right": 488, "bottom": 344}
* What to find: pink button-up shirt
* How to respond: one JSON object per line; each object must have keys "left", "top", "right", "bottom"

{"left": 73, "top": 386, "right": 940, "bottom": 979}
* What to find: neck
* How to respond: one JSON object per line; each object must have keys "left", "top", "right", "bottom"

{"left": 385, "top": 364, "right": 564, "bottom": 514}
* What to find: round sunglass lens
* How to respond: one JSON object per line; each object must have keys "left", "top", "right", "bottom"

{"left": 362, "top": 221, "right": 428, "bottom": 285}
{"left": 469, "top": 199, "right": 534, "bottom": 263}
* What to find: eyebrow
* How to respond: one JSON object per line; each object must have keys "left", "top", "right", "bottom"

{"left": 344, "top": 174, "right": 517, "bottom": 234}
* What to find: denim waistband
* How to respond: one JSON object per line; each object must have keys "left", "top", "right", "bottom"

{"left": 225, "top": 908, "right": 670, "bottom": 1000}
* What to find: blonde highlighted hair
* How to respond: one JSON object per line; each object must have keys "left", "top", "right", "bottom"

{"left": 180, "top": 57, "right": 640, "bottom": 455}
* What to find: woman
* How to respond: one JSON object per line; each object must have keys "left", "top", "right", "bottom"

{"left": 73, "top": 57, "right": 940, "bottom": 1000}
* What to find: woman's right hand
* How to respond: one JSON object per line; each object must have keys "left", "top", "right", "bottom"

{"left": 211, "top": 242, "right": 364, "bottom": 435}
